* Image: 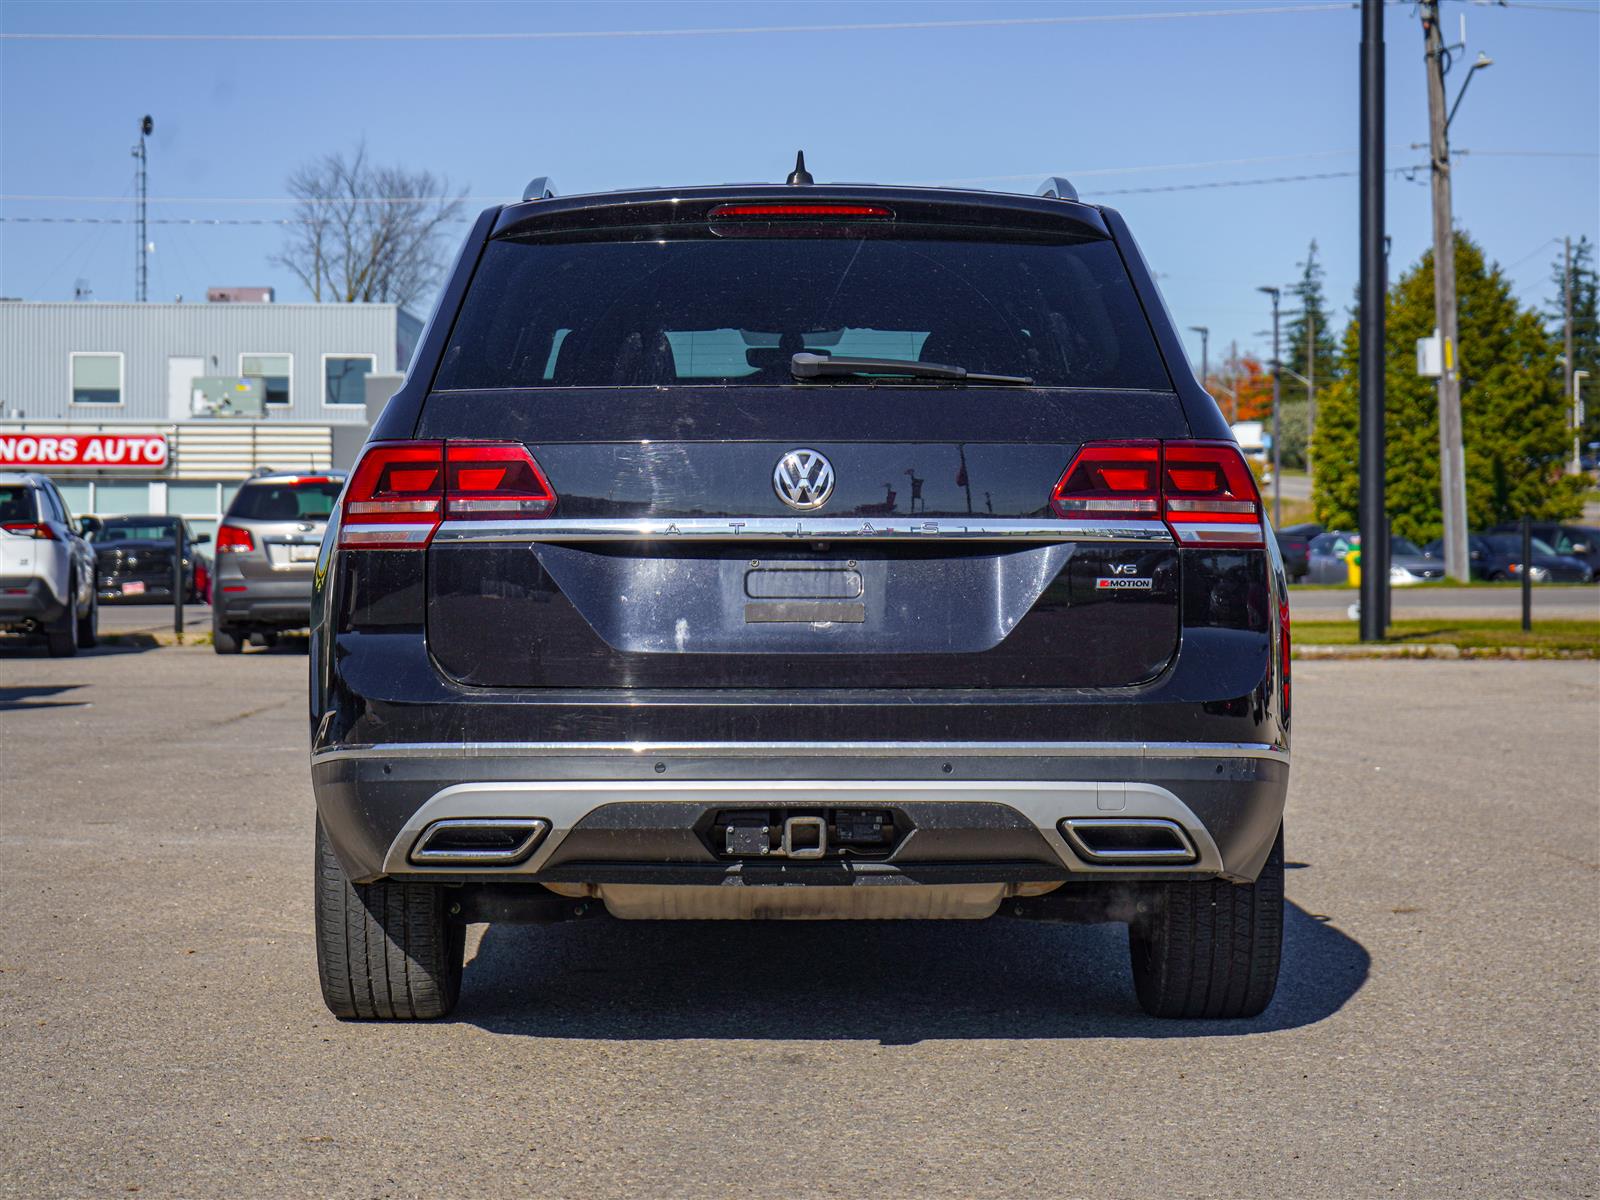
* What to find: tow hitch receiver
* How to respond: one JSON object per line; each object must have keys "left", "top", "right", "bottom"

{"left": 714, "top": 809, "right": 898, "bottom": 859}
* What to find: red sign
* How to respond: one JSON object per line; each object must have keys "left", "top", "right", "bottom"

{"left": 0, "top": 433, "right": 170, "bottom": 470}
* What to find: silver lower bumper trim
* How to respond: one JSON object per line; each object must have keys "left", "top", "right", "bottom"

{"left": 378, "top": 778, "right": 1226, "bottom": 878}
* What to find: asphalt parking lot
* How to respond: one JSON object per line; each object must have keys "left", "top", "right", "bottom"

{"left": 1, "top": 643, "right": 1595, "bottom": 1198}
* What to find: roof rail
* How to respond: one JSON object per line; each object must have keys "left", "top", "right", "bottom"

{"left": 1035, "top": 176, "right": 1080, "bottom": 203}
{"left": 521, "top": 177, "right": 559, "bottom": 202}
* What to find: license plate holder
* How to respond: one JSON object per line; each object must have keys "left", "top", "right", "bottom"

{"left": 120, "top": 580, "right": 146, "bottom": 596}
{"left": 288, "top": 544, "right": 319, "bottom": 563}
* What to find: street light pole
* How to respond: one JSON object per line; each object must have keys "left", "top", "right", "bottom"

{"left": 1360, "top": 0, "right": 1389, "bottom": 641}
{"left": 1258, "top": 286, "right": 1282, "bottom": 526}
{"left": 132, "top": 115, "right": 153, "bottom": 303}
{"left": 1577, "top": 370, "right": 1590, "bottom": 474}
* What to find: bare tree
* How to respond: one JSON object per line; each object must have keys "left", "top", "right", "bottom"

{"left": 271, "top": 143, "right": 465, "bottom": 310}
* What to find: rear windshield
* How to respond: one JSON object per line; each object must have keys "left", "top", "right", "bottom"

{"left": 90, "top": 518, "right": 179, "bottom": 542}
{"left": 435, "top": 233, "right": 1171, "bottom": 391}
{"left": 226, "top": 481, "right": 342, "bottom": 521}
{"left": 0, "top": 485, "right": 38, "bottom": 523}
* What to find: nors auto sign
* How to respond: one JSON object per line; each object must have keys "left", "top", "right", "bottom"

{"left": 0, "top": 433, "right": 169, "bottom": 470}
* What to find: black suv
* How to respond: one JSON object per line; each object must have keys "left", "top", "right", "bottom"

{"left": 310, "top": 169, "right": 1291, "bottom": 1021}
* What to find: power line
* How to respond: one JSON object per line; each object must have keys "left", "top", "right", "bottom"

{"left": 1090, "top": 165, "right": 1423, "bottom": 196}
{"left": 0, "top": 164, "right": 1434, "bottom": 225}
{"left": 0, "top": 4, "right": 1358, "bottom": 42}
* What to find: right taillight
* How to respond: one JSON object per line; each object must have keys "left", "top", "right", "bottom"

{"left": 1161, "top": 441, "right": 1264, "bottom": 546}
{"left": 338, "top": 440, "right": 557, "bottom": 549}
{"left": 1050, "top": 439, "right": 1264, "bottom": 546}
{"left": 214, "top": 524, "right": 255, "bottom": 554}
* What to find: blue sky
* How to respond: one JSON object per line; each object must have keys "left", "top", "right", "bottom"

{"left": 2, "top": 0, "right": 1596, "bottom": 369}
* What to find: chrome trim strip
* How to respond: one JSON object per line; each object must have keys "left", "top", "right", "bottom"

{"left": 313, "top": 739, "right": 1288, "bottom": 766}
{"left": 429, "top": 516, "right": 1173, "bottom": 544}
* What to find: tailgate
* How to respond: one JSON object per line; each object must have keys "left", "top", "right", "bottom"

{"left": 423, "top": 418, "right": 1185, "bottom": 691}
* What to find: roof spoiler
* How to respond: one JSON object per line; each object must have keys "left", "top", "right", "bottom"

{"left": 1035, "top": 176, "right": 1080, "bottom": 203}
{"left": 521, "top": 176, "right": 559, "bottom": 202}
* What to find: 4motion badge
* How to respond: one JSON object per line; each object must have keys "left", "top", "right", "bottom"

{"left": 1096, "top": 563, "right": 1154, "bottom": 591}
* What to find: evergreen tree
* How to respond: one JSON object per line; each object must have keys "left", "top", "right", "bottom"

{"left": 1314, "top": 232, "right": 1586, "bottom": 543}
{"left": 1281, "top": 240, "right": 1341, "bottom": 465}
{"left": 1548, "top": 236, "right": 1600, "bottom": 445}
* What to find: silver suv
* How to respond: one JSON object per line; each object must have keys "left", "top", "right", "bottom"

{"left": 0, "top": 472, "right": 98, "bottom": 656}
{"left": 212, "top": 471, "right": 344, "bottom": 654}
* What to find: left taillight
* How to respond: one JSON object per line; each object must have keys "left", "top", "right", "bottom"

{"left": 338, "top": 441, "right": 556, "bottom": 549}
{"left": 1, "top": 522, "right": 56, "bottom": 540}
{"left": 339, "top": 441, "right": 445, "bottom": 549}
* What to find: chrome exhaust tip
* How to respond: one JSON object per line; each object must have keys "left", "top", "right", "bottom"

{"left": 1059, "top": 818, "right": 1198, "bottom": 865}
{"left": 409, "top": 818, "right": 549, "bottom": 866}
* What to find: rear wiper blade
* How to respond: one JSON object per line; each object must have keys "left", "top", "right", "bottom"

{"left": 790, "top": 352, "right": 1032, "bottom": 386}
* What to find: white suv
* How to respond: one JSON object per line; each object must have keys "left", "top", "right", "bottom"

{"left": 0, "top": 473, "right": 98, "bottom": 656}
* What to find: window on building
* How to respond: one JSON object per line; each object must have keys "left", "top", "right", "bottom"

{"left": 323, "top": 354, "right": 376, "bottom": 405}
{"left": 71, "top": 353, "right": 123, "bottom": 405}
{"left": 90, "top": 481, "right": 154, "bottom": 517}
{"left": 241, "top": 354, "right": 292, "bottom": 405}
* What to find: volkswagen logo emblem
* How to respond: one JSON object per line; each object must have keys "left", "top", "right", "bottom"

{"left": 773, "top": 449, "right": 835, "bottom": 511}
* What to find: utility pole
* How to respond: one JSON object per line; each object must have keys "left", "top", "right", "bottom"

{"left": 1564, "top": 236, "right": 1577, "bottom": 473}
{"left": 1258, "top": 286, "right": 1282, "bottom": 526}
{"left": 1421, "top": 7, "right": 1487, "bottom": 583}
{"left": 132, "top": 115, "right": 153, "bottom": 303}
{"left": 1360, "top": 0, "right": 1389, "bottom": 641}
{"left": 1189, "top": 325, "right": 1210, "bottom": 396}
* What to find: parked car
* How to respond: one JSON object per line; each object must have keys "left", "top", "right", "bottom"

{"left": 0, "top": 471, "right": 98, "bottom": 655}
{"left": 1274, "top": 529, "right": 1310, "bottom": 582}
{"left": 309, "top": 170, "right": 1292, "bottom": 1021}
{"left": 212, "top": 471, "right": 345, "bottom": 653}
{"left": 1424, "top": 533, "right": 1594, "bottom": 583}
{"left": 87, "top": 515, "right": 210, "bottom": 604}
{"left": 1305, "top": 531, "right": 1444, "bottom": 585}
{"left": 1488, "top": 523, "right": 1600, "bottom": 581}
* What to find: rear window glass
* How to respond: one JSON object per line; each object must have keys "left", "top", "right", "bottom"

{"left": 0, "top": 485, "right": 38, "bottom": 523}
{"left": 226, "top": 481, "right": 342, "bottom": 521}
{"left": 435, "top": 234, "right": 1170, "bottom": 391}
{"left": 89, "top": 518, "right": 179, "bottom": 542}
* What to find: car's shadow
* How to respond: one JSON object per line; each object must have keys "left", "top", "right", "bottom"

{"left": 456, "top": 900, "right": 1367, "bottom": 1042}
{"left": 0, "top": 683, "right": 90, "bottom": 711}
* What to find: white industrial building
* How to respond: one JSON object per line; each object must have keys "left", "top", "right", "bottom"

{"left": 0, "top": 298, "right": 418, "bottom": 538}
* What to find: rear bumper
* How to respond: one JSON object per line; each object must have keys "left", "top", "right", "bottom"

{"left": 311, "top": 742, "right": 1288, "bottom": 894}
{"left": 214, "top": 572, "right": 312, "bottom": 627}
{"left": 0, "top": 576, "right": 64, "bottom": 625}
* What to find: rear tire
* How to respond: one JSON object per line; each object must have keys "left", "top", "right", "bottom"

{"left": 45, "top": 576, "right": 79, "bottom": 657}
{"left": 212, "top": 622, "right": 243, "bottom": 654}
{"left": 77, "top": 587, "right": 98, "bottom": 648}
{"left": 314, "top": 819, "right": 464, "bottom": 1020}
{"left": 1128, "top": 825, "right": 1284, "bottom": 1019}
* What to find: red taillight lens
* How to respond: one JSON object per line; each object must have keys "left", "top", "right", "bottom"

{"left": 214, "top": 524, "right": 255, "bottom": 554}
{"left": 1050, "top": 440, "right": 1264, "bottom": 546}
{"left": 338, "top": 441, "right": 557, "bottom": 548}
{"left": 1, "top": 522, "right": 56, "bottom": 540}
{"left": 1162, "top": 441, "right": 1264, "bottom": 546}
{"left": 708, "top": 203, "right": 893, "bottom": 219}
{"left": 445, "top": 443, "right": 556, "bottom": 519}
{"left": 1049, "top": 443, "right": 1160, "bottom": 519}
{"left": 339, "top": 441, "right": 444, "bottom": 549}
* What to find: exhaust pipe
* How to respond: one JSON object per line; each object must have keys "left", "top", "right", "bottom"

{"left": 409, "top": 818, "right": 549, "bottom": 866}
{"left": 1059, "top": 818, "right": 1197, "bottom": 865}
